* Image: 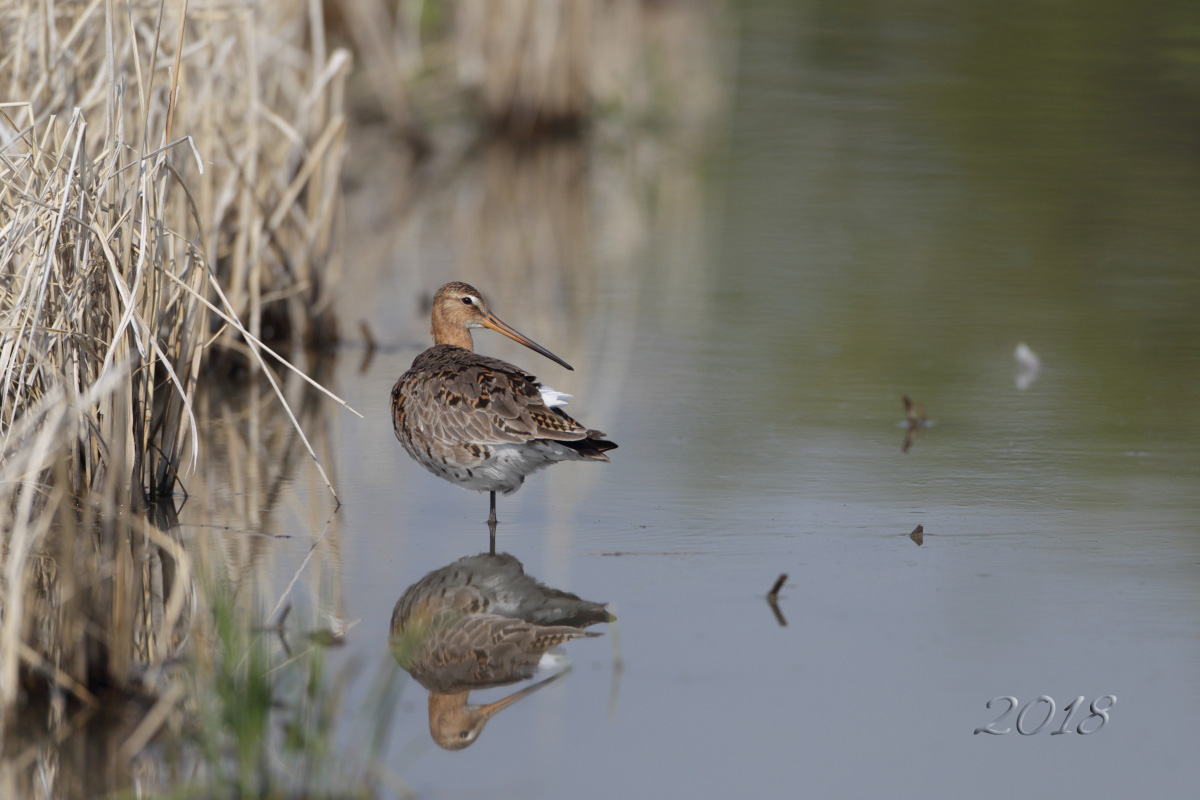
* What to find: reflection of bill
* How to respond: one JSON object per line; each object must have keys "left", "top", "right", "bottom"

{"left": 973, "top": 694, "right": 1116, "bottom": 736}
{"left": 390, "top": 552, "right": 613, "bottom": 749}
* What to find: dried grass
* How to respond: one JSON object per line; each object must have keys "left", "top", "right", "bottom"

{"left": 0, "top": 0, "right": 354, "bottom": 721}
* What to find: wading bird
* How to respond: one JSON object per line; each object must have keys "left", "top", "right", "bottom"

{"left": 391, "top": 282, "right": 616, "bottom": 548}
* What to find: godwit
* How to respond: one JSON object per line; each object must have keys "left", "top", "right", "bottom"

{"left": 390, "top": 552, "right": 611, "bottom": 749}
{"left": 391, "top": 282, "right": 616, "bottom": 546}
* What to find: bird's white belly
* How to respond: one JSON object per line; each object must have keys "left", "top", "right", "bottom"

{"left": 402, "top": 437, "right": 583, "bottom": 495}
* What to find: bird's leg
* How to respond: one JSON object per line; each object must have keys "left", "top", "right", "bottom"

{"left": 488, "top": 491, "right": 498, "bottom": 555}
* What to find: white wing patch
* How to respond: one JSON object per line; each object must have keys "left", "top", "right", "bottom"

{"left": 538, "top": 652, "right": 571, "bottom": 671}
{"left": 538, "top": 385, "right": 573, "bottom": 408}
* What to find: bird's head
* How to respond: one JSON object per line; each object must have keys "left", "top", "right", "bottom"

{"left": 430, "top": 282, "right": 573, "bottom": 370}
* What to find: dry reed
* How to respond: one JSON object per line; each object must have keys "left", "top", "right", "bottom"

{"left": 0, "top": 0, "right": 355, "bottom": 726}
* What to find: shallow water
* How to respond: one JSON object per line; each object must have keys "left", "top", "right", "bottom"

{"left": 277, "top": 4, "right": 1200, "bottom": 797}
{"left": 17, "top": 2, "right": 1200, "bottom": 797}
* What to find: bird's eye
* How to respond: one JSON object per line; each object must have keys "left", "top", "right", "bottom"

{"left": 460, "top": 731, "right": 470, "bottom": 739}
{"left": 462, "top": 297, "right": 474, "bottom": 306}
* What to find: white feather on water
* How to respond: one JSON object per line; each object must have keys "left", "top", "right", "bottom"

{"left": 1015, "top": 343, "right": 1041, "bottom": 390}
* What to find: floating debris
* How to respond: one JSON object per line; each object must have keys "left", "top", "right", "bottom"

{"left": 903, "top": 395, "right": 927, "bottom": 426}
{"left": 901, "top": 395, "right": 932, "bottom": 452}
{"left": 1015, "top": 343, "right": 1041, "bottom": 390}
{"left": 766, "top": 574, "right": 788, "bottom": 627}
{"left": 909, "top": 524, "right": 924, "bottom": 546}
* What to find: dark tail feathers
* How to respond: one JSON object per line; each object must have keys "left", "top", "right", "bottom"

{"left": 563, "top": 430, "right": 618, "bottom": 460}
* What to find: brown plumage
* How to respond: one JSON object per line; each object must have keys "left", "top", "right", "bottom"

{"left": 391, "top": 282, "right": 616, "bottom": 534}
{"left": 391, "top": 552, "right": 614, "bottom": 638}
{"left": 389, "top": 552, "right": 611, "bottom": 750}
{"left": 395, "top": 610, "right": 598, "bottom": 693}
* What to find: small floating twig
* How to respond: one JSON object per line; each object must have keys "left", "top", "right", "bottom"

{"left": 903, "top": 395, "right": 925, "bottom": 426}
{"left": 766, "top": 574, "right": 788, "bottom": 627}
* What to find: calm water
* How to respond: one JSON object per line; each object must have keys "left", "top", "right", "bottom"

{"left": 51, "top": 2, "right": 1200, "bottom": 797}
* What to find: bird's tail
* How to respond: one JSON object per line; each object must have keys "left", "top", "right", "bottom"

{"left": 562, "top": 431, "right": 618, "bottom": 460}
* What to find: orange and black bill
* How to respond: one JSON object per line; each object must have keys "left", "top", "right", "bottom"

{"left": 481, "top": 313, "right": 574, "bottom": 371}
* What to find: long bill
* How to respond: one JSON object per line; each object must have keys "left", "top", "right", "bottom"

{"left": 477, "top": 668, "right": 569, "bottom": 720}
{"left": 481, "top": 313, "right": 574, "bottom": 371}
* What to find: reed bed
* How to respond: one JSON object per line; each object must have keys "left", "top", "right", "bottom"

{"left": 0, "top": 351, "right": 364, "bottom": 798}
{"left": 0, "top": 0, "right": 353, "bottom": 731}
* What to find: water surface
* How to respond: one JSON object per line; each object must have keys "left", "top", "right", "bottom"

{"left": 161, "top": 3, "right": 1200, "bottom": 797}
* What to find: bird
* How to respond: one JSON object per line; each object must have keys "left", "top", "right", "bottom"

{"left": 391, "top": 282, "right": 616, "bottom": 546}
{"left": 390, "top": 552, "right": 611, "bottom": 749}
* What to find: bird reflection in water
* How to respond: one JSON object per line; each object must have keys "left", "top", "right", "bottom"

{"left": 389, "top": 552, "right": 612, "bottom": 750}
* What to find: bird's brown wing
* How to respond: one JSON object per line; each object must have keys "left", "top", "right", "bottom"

{"left": 395, "top": 345, "right": 596, "bottom": 446}
{"left": 406, "top": 612, "right": 597, "bottom": 692}
{"left": 391, "top": 553, "right": 612, "bottom": 652}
